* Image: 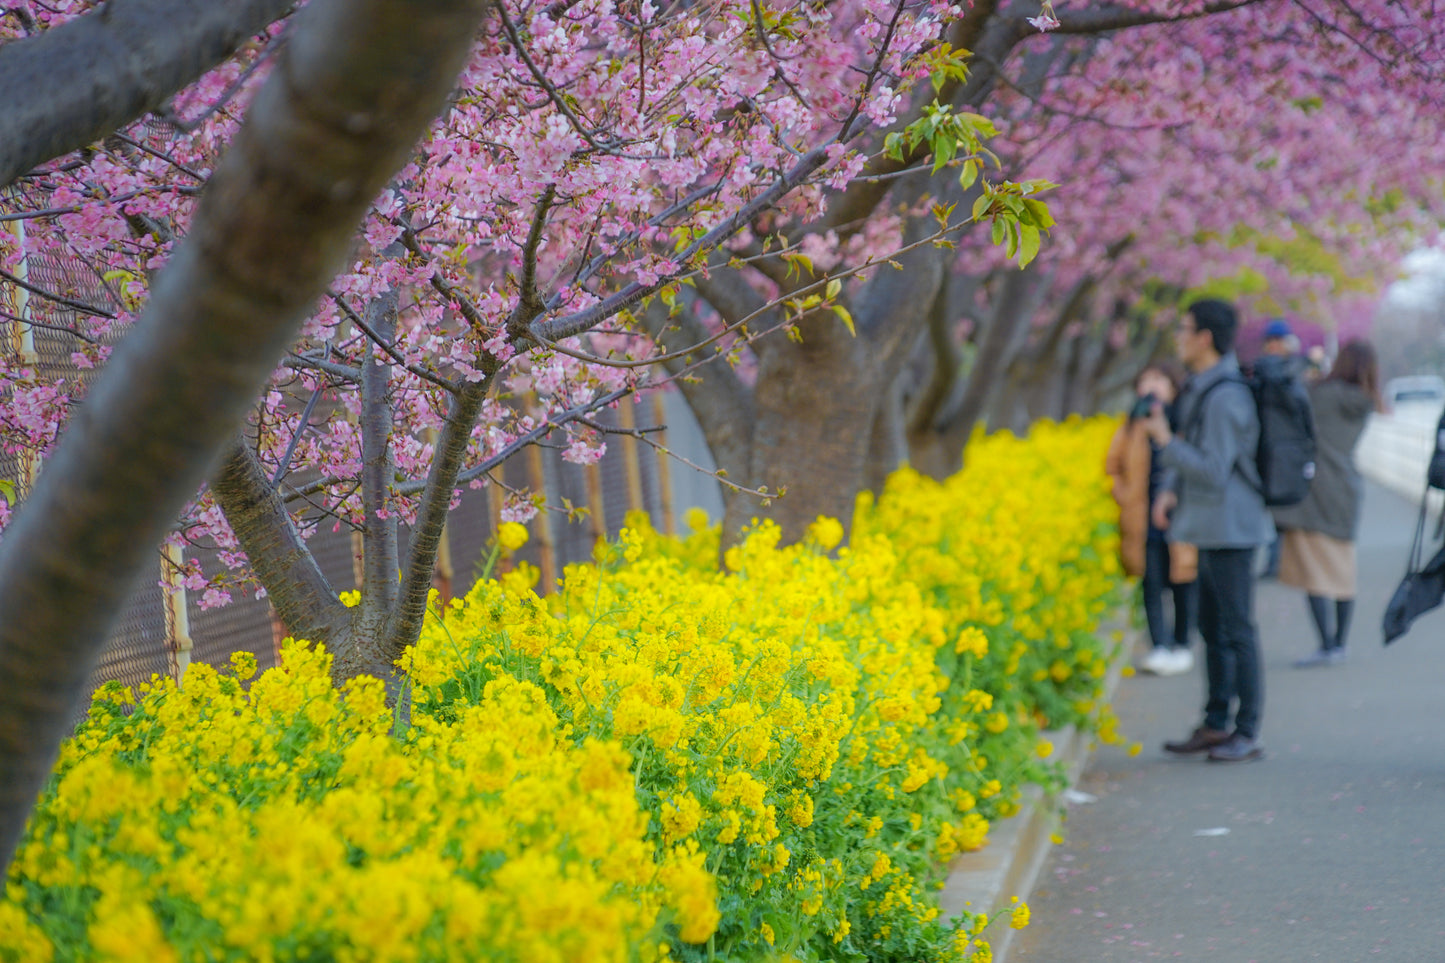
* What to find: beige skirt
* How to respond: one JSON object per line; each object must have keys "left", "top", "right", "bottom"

{"left": 1278, "top": 529, "right": 1356, "bottom": 600}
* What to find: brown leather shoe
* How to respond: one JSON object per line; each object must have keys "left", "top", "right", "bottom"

{"left": 1207, "top": 733, "right": 1264, "bottom": 762}
{"left": 1163, "top": 726, "right": 1230, "bottom": 754}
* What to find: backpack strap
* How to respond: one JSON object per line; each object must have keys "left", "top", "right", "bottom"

{"left": 1179, "top": 374, "right": 1259, "bottom": 492}
{"left": 1181, "top": 375, "right": 1246, "bottom": 444}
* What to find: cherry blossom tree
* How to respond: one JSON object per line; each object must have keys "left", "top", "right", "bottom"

{"left": 901, "top": 0, "right": 1445, "bottom": 456}
{"left": 661, "top": 0, "right": 1445, "bottom": 529}
{"left": 3, "top": 0, "right": 1042, "bottom": 685}
{"left": 0, "top": 0, "right": 495, "bottom": 877}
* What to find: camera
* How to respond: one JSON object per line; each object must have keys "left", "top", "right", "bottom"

{"left": 1129, "top": 392, "right": 1158, "bottom": 421}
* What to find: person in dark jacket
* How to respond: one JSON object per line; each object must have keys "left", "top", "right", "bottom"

{"left": 1273, "top": 340, "right": 1381, "bottom": 666}
{"left": 1145, "top": 299, "right": 1274, "bottom": 763}
{"left": 1254, "top": 318, "right": 1308, "bottom": 578}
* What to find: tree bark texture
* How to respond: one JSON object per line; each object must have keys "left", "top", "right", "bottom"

{"left": 0, "top": 0, "right": 296, "bottom": 188}
{"left": 212, "top": 439, "right": 352, "bottom": 645}
{"left": 358, "top": 289, "right": 401, "bottom": 640}
{"left": 733, "top": 323, "right": 892, "bottom": 543}
{"left": 931, "top": 266, "right": 1052, "bottom": 454}
{"left": 0, "top": 0, "right": 492, "bottom": 871}
{"left": 717, "top": 176, "right": 954, "bottom": 543}
{"left": 379, "top": 379, "right": 492, "bottom": 675}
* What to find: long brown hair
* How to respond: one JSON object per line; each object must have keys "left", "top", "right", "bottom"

{"left": 1328, "top": 339, "right": 1381, "bottom": 409}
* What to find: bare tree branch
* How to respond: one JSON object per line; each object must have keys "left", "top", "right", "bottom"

{"left": 506, "top": 184, "right": 559, "bottom": 336}
{"left": 381, "top": 378, "right": 492, "bottom": 658}
{"left": 0, "top": 310, "right": 101, "bottom": 345}
{"left": 284, "top": 352, "right": 360, "bottom": 381}
{"left": 0, "top": 267, "right": 116, "bottom": 319}
{"left": 331, "top": 292, "right": 459, "bottom": 392}
{"left": 530, "top": 138, "right": 841, "bottom": 342}
{"left": 1047, "top": 0, "right": 1271, "bottom": 35}
{"left": 392, "top": 386, "right": 631, "bottom": 496}
{"left": 268, "top": 386, "right": 324, "bottom": 485}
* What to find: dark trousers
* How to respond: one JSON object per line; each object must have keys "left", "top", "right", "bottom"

{"left": 1198, "top": 548, "right": 1263, "bottom": 739}
{"left": 1142, "top": 537, "right": 1197, "bottom": 649}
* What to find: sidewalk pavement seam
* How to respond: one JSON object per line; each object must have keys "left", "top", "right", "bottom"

{"left": 938, "top": 621, "right": 1139, "bottom": 963}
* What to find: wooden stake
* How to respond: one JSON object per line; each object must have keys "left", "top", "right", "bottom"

{"left": 526, "top": 439, "right": 557, "bottom": 593}
{"left": 652, "top": 391, "right": 675, "bottom": 535}
{"left": 160, "top": 543, "right": 194, "bottom": 683}
{"left": 2, "top": 213, "right": 40, "bottom": 499}
{"left": 618, "top": 398, "right": 645, "bottom": 516}
{"left": 427, "top": 428, "right": 454, "bottom": 603}
{"left": 350, "top": 529, "right": 365, "bottom": 590}
{"left": 584, "top": 461, "right": 606, "bottom": 544}
{"left": 268, "top": 602, "right": 287, "bottom": 665}
{"left": 486, "top": 474, "right": 511, "bottom": 575}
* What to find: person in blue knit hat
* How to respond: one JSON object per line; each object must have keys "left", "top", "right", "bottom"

{"left": 1262, "top": 318, "right": 1293, "bottom": 345}
{"left": 1255, "top": 319, "right": 1306, "bottom": 578}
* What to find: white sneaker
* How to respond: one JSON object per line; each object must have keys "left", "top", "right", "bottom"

{"left": 1141, "top": 647, "right": 1193, "bottom": 676}
{"left": 1165, "top": 647, "right": 1195, "bottom": 676}
{"left": 1139, "top": 648, "right": 1174, "bottom": 675}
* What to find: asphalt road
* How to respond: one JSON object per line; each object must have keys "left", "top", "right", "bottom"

{"left": 1012, "top": 481, "right": 1445, "bottom": 963}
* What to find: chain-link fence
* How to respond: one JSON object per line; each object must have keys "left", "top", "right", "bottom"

{"left": 2, "top": 234, "right": 725, "bottom": 705}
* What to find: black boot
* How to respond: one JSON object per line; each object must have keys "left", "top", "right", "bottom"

{"left": 1332, "top": 599, "right": 1354, "bottom": 661}
{"left": 1295, "top": 595, "right": 1337, "bottom": 668}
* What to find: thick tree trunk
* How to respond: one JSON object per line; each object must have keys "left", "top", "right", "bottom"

{"left": 357, "top": 289, "right": 400, "bottom": 650}
{"left": 1037, "top": 334, "right": 1078, "bottom": 422}
{"left": 376, "top": 375, "right": 494, "bottom": 677}
{"left": 903, "top": 281, "right": 967, "bottom": 480}
{"left": 866, "top": 370, "right": 910, "bottom": 494}
{"left": 938, "top": 266, "right": 1051, "bottom": 445}
{"left": 1062, "top": 330, "right": 1111, "bottom": 416}
{"left": 729, "top": 323, "right": 888, "bottom": 543}
{"left": 0, "top": 0, "right": 491, "bottom": 871}
{"left": 212, "top": 439, "right": 353, "bottom": 647}
{"left": 0, "top": 0, "right": 296, "bottom": 189}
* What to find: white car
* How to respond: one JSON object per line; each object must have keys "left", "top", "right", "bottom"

{"left": 1384, "top": 375, "right": 1445, "bottom": 413}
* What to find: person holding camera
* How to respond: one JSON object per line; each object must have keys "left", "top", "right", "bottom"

{"left": 1107, "top": 361, "right": 1198, "bottom": 676}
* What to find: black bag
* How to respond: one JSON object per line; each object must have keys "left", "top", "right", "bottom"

{"left": 1428, "top": 407, "right": 1445, "bottom": 491}
{"left": 1186, "top": 365, "right": 1316, "bottom": 507}
{"left": 1383, "top": 495, "right": 1445, "bottom": 645}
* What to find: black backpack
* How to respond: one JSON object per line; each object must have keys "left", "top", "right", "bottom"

{"left": 1186, "top": 363, "right": 1316, "bottom": 507}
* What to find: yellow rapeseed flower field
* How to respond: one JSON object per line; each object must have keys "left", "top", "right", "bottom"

{"left": 2, "top": 416, "right": 1126, "bottom": 962}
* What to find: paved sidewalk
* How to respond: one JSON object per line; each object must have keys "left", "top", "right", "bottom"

{"left": 1011, "top": 481, "right": 1445, "bottom": 962}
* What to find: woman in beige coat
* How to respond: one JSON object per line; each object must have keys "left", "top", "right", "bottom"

{"left": 1107, "top": 362, "right": 1198, "bottom": 676}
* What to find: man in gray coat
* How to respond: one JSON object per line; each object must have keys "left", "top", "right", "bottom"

{"left": 1144, "top": 299, "right": 1274, "bottom": 762}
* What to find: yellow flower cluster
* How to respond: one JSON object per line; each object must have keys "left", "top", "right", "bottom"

{"left": 3, "top": 416, "right": 1124, "bottom": 961}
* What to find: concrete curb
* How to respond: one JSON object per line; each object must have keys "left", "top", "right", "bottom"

{"left": 938, "top": 624, "right": 1139, "bottom": 962}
